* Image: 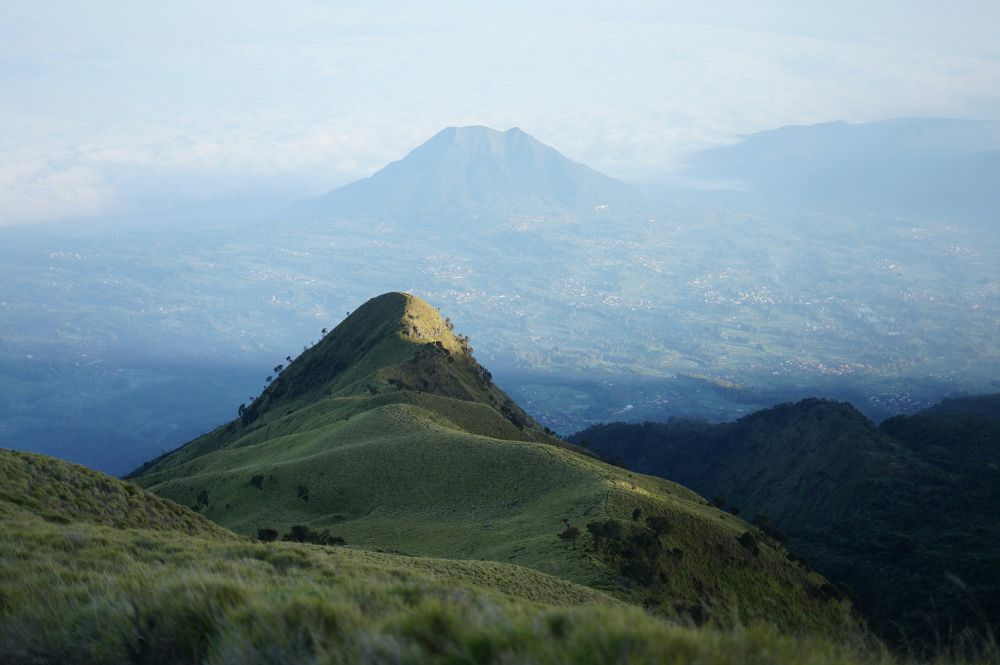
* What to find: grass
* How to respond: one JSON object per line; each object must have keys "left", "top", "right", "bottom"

{"left": 0, "top": 448, "right": 229, "bottom": 537}
{"left": 572, "top": 397, "right": 1000, "bottom": 650}
{"left": 127, "top": 294, "right": 859, "bottom": 637}
{"left": 1, "top": 491, "right": 889, "bottom": 665}
{"left": 136, "top": 399, "right": 856, "bottom": 634}
{"left": 3, "top": 449, "right": 996, "bottom": 663}
{"left": 226, "top": 292, "right": 555, "bottom": 444}
{"left": 0, "top": 523, "right": 892, "bottom": 664}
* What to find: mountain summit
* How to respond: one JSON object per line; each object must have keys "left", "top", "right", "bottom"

{"left": 129, "top": 293, "right": 852, "bottom": 635}
{"left": 293, "top": 126, "right": 638, "bottom": 218}
{"left": 236, "top": 291, "right": 547, "bottom": 437}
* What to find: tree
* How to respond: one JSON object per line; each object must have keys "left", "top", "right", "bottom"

{"left": 265, "top": 376, "right": 273, "bottom": 384}
{"left": 737, "top": 531, "right": 760, "bottom": 556}
{"left": 238, "top": 403, "right": 246, "bottom": 418}
{"left": 296, "top": 485, "right": 309, "bottom": 502}
{"left": 587, "top": 519, "right": 623, "bottom": 551}
{"left": 560, "top": 525, "right": 581, "bottom": 549}
{"left": 321, "top": 328, "right": 328, "bottom": 336}
{"left": 286, "top": 356, "right": 293, "bottom": 363}
{"left": 196, "top": 490, "right": 209, "bottom": 506}
{"left": 632, "top": 507, "right": 642, "bottom": 522}
{"left": 558, "top": 520, "right": 581, "bottom": 549}
{"left": 281, "top": 524, "right": 345, "bottom": 546}
{"left": 250, "top": 474, "right": 264, "bottom": 490}
{"left": 273, "top": 364, "right": 284, "bottom": 374}
{"left": 284, "top": 524, "right": 310, "bottom": 542}
{"left": 257, "top": 528, "right": 278, "bottom": 542}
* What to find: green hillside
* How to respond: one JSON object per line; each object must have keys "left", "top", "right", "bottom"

{"left": 572, "top": 397, "right": 1000, "bottom": 648}
{"left": 130, "top": 293, "right": 854, "bottom": 636}
{"left": 0, "top": 450, "right": 889, "bottom": 665}
{"left": 5, "top": 449, "right": 895, "bottom": 665}
{"left": 0, "top": 448, "right": 229, "bottom": 537}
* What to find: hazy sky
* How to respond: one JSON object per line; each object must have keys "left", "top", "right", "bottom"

{"left": 2, "top": 1, "right": 999, "bottom": 225}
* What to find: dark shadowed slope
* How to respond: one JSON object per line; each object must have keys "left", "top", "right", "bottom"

{"left": 291, "top": 126, "right": 640, "bottom": 218}
{"left": 572, "top": 396, "right": 1000, "bottom": 647}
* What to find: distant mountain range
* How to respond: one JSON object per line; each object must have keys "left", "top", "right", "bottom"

{"left": 572, "top": 394, "right": 1000, "bottom": 647}
{"left": 292, "top": 118, "right": 999, "bottom": 222}
{"left": 687, "top": 117, "right": 1000, "bottom": 221}
{"left": 290, "top": 125, "right": 641, "bottom": 219}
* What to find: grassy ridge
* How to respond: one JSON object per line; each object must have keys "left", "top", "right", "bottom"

{"left": 0, "top": 448, "right": 229, "bottom": 537}
{"left": 236, "top": 292, "right": 554, "bottom": 444}
{"left": 0, "top": 449, "right": 889, "bottom": 665}
{"left": 0, "top": 517, "right": 884, "bottom": 665}
{"left": 137, "top": 402, "right": 851, "bottom": 631}
{"left": 130, "top": 293, "right": 857, "bottom": 636}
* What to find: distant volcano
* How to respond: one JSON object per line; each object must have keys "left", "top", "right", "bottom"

{"left": 291, "top": 126, "right": 639, "bottom": 218}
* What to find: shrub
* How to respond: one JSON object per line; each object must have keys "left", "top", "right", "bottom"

{"left": 250, "top": 475, "right": 264, "bottom": 490}
{"left": 737, "top": 531, "right": 760, "bottom": 556}
{"left": 282, "top": 525, "right": 345, "bottom": 546}
{"left": 558, "top": 523, "right": 581, "bottom": 549}
{"left": 285, "top": 525, "right": 310, "bottom": 542}
{"left": 587, "top": 520, "right": 624, "bottom": 551}
{"left": 257, "top": 528, "right": 279, "bottom": 542}
{"left": 296, "top": 485, "right": 309, "bottom": 502}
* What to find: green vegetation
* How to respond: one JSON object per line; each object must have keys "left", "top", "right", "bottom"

{"left": 0, "top": 448, "right": 897, "bottom": 665}
{"left": 573, "top": 395, "right": 1000, "bottom": 650}
{"left": 0, "top": 449, "right": 228, "bottom": 537}
{"left": 281, "top": 523, "right": 345, "bottom": 545}
{"left": 130, "top": 293, "right": 855, "bottom": 636}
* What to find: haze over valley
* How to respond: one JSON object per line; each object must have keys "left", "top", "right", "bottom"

{"left": 2, "top": 4, "right": 998, "bottom": 663}
{"left": 2, "top": 120, "right": 998, "bottom": 473}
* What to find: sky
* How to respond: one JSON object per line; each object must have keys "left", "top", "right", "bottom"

{"left": 2, "top": 0, "right": 999, "bottom": 226}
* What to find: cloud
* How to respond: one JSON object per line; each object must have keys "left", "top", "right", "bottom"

{"left": 0, "top": 158, "right": 116, "bottom": 226}
{"left": 1, "top": 3, "right": 999, "bottom": 224}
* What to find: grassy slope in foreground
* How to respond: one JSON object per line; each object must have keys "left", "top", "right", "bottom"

{"left": 1, "top": 449, "right": 888, "bottom": 665}
{"left": 131, "top": 293, "right": 854, "bottom": 636}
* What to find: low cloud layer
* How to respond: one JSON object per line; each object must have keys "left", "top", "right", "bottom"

{"left": 2, "top": 1, "right": 999, "bottom": 225}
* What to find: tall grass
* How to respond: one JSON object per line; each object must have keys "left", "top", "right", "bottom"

{"left": 0, "top": 516, "right": 892, "bottom": 665}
